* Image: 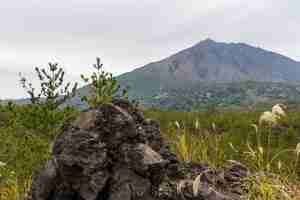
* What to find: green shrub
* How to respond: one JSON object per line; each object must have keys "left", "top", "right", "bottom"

{"left": 0, "top": 102, "right": 78, "bottom": 200}
{"left": 80, "top": 57, "right": 128, "bottom": 107}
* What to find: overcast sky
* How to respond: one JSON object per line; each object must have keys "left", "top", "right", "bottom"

{"left": 0, "top": 0, "right": 299, "bottom": 99}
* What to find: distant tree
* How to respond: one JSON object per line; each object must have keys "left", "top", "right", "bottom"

{"left": 80, "top": 57, "right": 128, "bottom": 107}
{"left": 19, "top": 62, "right": 78, "bottom": 110}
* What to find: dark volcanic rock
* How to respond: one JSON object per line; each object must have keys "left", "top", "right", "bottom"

{"left": 30, "top": 100, "right": 173, "bottom": 200}
{"left": 158, "top": 160, "right": 248, "bottom": 200}
{"left": 30, "top": 99, "right": 249, "bottom": 200}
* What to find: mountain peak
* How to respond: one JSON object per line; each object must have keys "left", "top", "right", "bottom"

{"left": 198, "top": 38, "right": 217, "bottom": 45}
{"left": 118, "top": 39, "right": 300, "bottom": 94}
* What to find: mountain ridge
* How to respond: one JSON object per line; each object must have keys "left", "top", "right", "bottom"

{"left": 9, "top": 39, "right": 300, "bottom": 110}
{"left": 117, "top": 39, "right": 300, "bottom": 102}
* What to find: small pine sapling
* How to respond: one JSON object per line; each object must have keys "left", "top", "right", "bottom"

{"left": 80, "top": 57, "right": 128, "bottom": 107}
{"left": 20, "top": 62, "right": 78, "bottom": 110}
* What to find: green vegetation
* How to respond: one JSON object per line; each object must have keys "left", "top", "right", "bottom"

{"left": 3, "top": 105, "right": 300, "bottom": 200}
{"left": 19, "top": 62, "right": 78, "bottom": 110}
{"left": 1, "top": 60, "right": 300, "bottom": 200}
{"left": 0, "top": 103, "right": 77, "bottom": 200}
{"left": 81, "top": 57, "right": 128, "bottom": 107}
{"left": 0, "top": 58, "right": 130, "bottom": 200}
{"left": 131, "top": 81, "right": 300, "bottom": 111}
{"left": 145, "top": 109, "right": 300, "bottom": 199}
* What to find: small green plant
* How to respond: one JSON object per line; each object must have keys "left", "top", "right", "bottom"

{"left": 80, "top": 57, "right": 128, "bottom": 107}
{"left": 243, "top": 125, "right": 300, "bottom": 176}
{"left": 172, "top": 121, "right": 193, "bottom": 162}
{"left": 241, "top": 126, "right": 300, "bottom": 199}
{"left": 242, "top": 172, "right": 295, "bottom": 200}
{"left": 0, "top": 169, "right": 17, "bottom": 200}
{"left": 20, "top": 62, "right": 78, "bottom": 110}
{"left": 168, "top": 119, "right": 226, "bottom": 167}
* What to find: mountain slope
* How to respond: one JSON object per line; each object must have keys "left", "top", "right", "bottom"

{"left": 143, "top": 81, "right": 300, "bottom": 111}
{"left": 12, "top": 39, "right": 300, "bottom": 110}
{"left": 117, "top": 39, "right": 300, "bottom": 100}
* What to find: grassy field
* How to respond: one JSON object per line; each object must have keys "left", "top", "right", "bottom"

{"left": 0, "top": 103, "right": 77, "bottom": 200}
{"left": 145, "top": 109, "right": 300, "bottom": 199}
{"left": 1, "top": 103, "right": 300, "bottom": 199}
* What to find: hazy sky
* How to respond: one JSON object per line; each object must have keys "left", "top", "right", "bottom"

{"left": 1, "top": 0, "right": 300, "bottom": 99}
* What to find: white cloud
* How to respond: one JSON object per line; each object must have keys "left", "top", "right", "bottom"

{"left": 0, "top": 0, "right": 299, "bottom": 98}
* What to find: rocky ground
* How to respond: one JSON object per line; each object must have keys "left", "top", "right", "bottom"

{"left": 29, "top": 99, "right": 249, "bottom": 200}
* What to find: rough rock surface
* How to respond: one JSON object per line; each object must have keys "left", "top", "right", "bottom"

{"left": 30, "top": 99, "right": 248, "bottom": 200}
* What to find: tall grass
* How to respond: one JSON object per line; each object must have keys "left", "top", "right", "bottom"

{"left": 0, "top": 104, "right": 77, "bottom": 200}
{"left": 1, "top": 106, "right": 300, "bottom": 199}
{"left": 145, "top": 109, "right": 300, "bottom": 199}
